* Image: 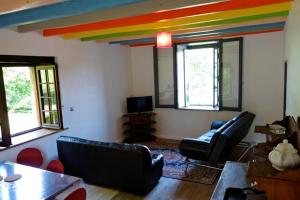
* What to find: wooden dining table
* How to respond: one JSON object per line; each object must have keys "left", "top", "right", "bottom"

{"left": 0, "top": 161, "right": 82, "bottom": 200}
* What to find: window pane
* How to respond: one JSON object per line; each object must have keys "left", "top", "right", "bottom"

{"left": 39, "top": 70, "right": 47, "bottom": 83}
{"left": 49, "top": 84, "right": 56, "bottom": 98}
{"left": 154, "top": 47, "right": 175, "bottom": 107}
{"left": 51, "top": 98, "right": 57, "bottom": 110}
{"left": 3, "top": 67, "right": 40, "bottom": 134}
{"left": 222, "top": 41, "right": 240, "bottom": 108}
{"left": 41, "top": 84, "right": 48, "bottom": 97}
{"left": 157, "top": 48, "right": 174, "bottom": 105}
{"left": 52, "top": 111, "right": 59, "bottom": 125}
{"left": 177, "top": 45, "right": 185, "bottom": 108}
{"left": 42, "top": 98, "right": 49, "bottom": 111}
{"left": 185, "top": 48, "right": 215, "bottom": 106}
{"left": 48, "top": 69, "right": 54, "bottom": 83}
{"left": 43, "top": 111, "right": 51, "bottom": 124}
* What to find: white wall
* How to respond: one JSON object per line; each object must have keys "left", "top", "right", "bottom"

{"left": 0, "top": 29, "right": 131, "bottom": 166}
{"left": 285, "top": 0, "right": 300, "bottom": 117}
{"left": 130, "top": 32, "right": 285, "bottom": 142}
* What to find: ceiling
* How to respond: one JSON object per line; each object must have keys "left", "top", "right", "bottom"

{"left": 0, "top": 0, "right": 293, "bottom": 47}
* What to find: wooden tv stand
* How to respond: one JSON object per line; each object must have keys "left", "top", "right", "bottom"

{"left": 122, "top": 112, "right": 157, "bottom": 143}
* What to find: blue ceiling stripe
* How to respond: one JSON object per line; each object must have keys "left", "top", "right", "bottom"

{"left": 0, "top": 0, "right": 149, "bottom": 28}
{"left": 110, "top": 21, "right": 285, "bottom": 45}
{"left": 176, "top": 21, "right": 285, "bottom": 38}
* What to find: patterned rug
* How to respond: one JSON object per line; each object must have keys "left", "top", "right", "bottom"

{"left": 150, "top": 147, "right": 220, "bottom": 185}
{"left": 139, "top": 138, "right": 248, "bottom": 185}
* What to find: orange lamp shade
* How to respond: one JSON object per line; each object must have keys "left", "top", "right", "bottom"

{"left": 156, "top": 32, "right": 172, "bottom": 48}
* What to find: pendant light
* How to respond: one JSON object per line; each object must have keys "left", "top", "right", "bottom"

{"left": 156, "top": 32, "right": 172, "bottom": 48}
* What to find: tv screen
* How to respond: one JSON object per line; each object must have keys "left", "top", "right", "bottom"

{"left": 127, "top": 96, "right": 153, "bottom": 113}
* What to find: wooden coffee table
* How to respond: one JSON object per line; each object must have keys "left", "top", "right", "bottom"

{"left": 0, "top": 161, "right": 81, "bottom": 200}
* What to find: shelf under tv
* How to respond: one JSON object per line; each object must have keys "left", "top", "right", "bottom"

{"left": 122, "top": 112, "right": 157, "bottom": 143}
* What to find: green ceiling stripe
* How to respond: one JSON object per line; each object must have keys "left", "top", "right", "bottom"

{"left": 80, "top": 11, "right": 289, "bottom": 41}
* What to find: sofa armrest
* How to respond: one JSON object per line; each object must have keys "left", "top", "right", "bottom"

{"left": 211, "top": 120, "right": 227, "bottom": 130}
{"left": 151, "top": 154, "right": 164, "bottom": 168}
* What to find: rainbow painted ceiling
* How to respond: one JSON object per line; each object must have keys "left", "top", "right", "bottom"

{"left": 0, "top": 0, "right": 293, "bottom": 47}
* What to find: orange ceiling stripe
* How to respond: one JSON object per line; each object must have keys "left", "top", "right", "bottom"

{"left": 43, "top": 0, "right": 291, "bottom": 36}
{"left": 129, "top": 28, "right": 284, "bottom": 47}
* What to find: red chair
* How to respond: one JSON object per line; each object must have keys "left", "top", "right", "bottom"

{"left": 64, "top": 188, "right": 86, "bottom": 200}
{"left": 47, "top": 159, "right": 64, "bottom": 173}
{"left": 16, "top": 147, "right": 43, "bottom": 168}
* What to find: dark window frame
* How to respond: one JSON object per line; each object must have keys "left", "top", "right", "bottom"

{"left": 153, "top": 37, "right": 243, "bottom": 112}
{"left": 153, "top": 46, "right": 178, "bottom": 108}
{"left": 0, "top": 55, "right": 63, "bottom": 147}
{"left": 219, "top": 37, "right": 243, "bottom": 111}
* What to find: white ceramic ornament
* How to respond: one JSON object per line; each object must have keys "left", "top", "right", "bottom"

{"left": 268, "top": 139, "right": 300, "bottom": 171}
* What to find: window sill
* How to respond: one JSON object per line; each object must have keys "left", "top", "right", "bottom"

{"left": 0, "top": 128, "right": 67, "bottom": 152}
{"left": 178, "top": 105, "right": 219, "bottom": 111}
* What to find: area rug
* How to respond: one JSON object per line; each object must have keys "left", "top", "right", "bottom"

{"left": 150, "top": 147, "right": 220, "bottom": 185}
{"left": 139, "top": 138, "right": 249, "bottom": 185}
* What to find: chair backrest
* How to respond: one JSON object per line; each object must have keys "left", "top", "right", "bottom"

{"left": 47, "top": 159, "right": 64, "bottom": 173}
{"left": 64, "top": 188, "right": 86, "bottom": 200}
{"left": 16, "top": 147, "right": 43, "bottom": 167}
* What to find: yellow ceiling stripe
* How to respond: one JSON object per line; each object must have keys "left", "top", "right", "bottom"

{"left": 63, "top": 2, "right": 291, "bottom": 39}
{"left": 95, "top": 16, "right": 287, "bottom": 43}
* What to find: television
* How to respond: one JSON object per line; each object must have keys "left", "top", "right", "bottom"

{"left": 126, "top": 96, "right": 153, "bottom": 113}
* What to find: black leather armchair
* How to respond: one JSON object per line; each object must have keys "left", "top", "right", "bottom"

{"left": 179, "top": 111, "right": 255, "bottom": 164}
{"left": 56, "top": 136, "right": 164, "bottom": 194}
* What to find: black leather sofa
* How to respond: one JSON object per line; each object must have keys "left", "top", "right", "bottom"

{"left": 179, "top": 111, "right": 255, "bottom": 164}
{"left": 56, "top": 136, "right": 164, "bottom": 194}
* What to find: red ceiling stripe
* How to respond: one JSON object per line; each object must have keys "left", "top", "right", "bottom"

{"left": 43, "top": 0, "right": 291, "bottom": 36}
{"left": 129, "top": 28, "right": 284, "bottom": 47}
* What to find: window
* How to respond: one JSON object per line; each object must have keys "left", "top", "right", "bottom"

{"left": 153, "top": 47, "right": 176, "bottom": 108}
{"left": 0, "top": 55, "right": 63, "bottom": 147}
{"left": 154, "top": 38, "right": 243, "bottom": 111}
{"left": 177, "top": 42, "right": 219, "bottom": 110}
{"left": 36, "top": 66, "right": 61, "bottom": 127}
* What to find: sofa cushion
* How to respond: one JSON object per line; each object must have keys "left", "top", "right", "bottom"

{"left": 210, "top": 120, "right": 227, "bottom": 130}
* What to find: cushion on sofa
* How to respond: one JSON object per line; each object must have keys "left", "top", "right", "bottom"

{"left": 210, "top": 120, "right": 227, "bottom": 130}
